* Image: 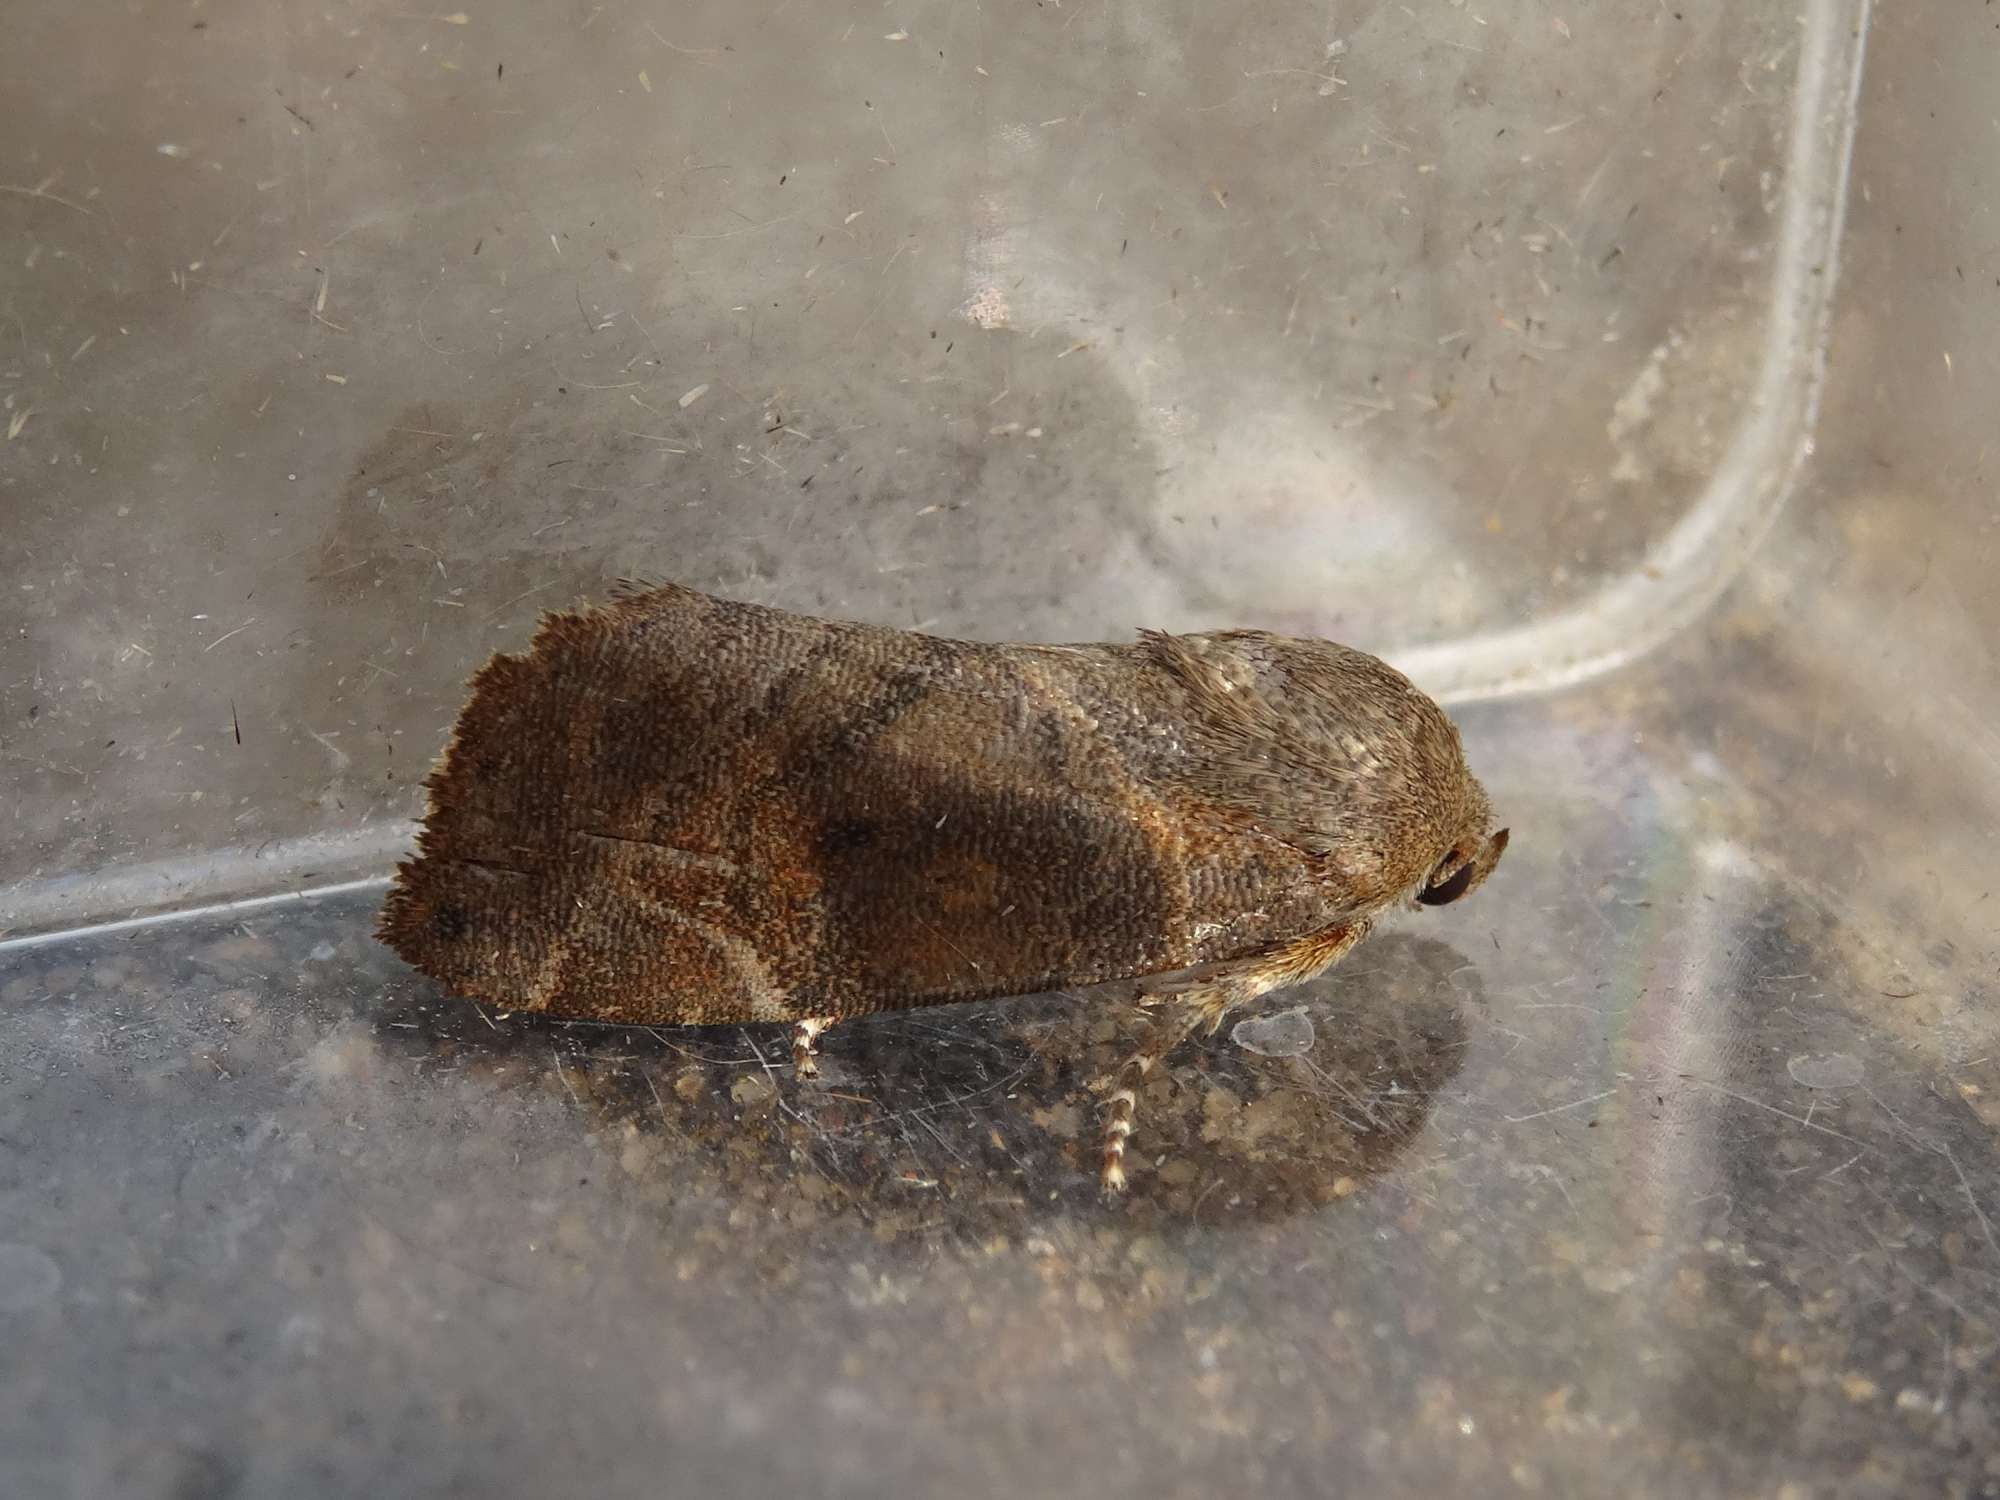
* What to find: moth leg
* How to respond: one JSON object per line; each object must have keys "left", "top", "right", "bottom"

{"left": 1098, "top": 919, "right": 1373, "bottom": 1194}
{"left": 790, "top": 1016, "right": 835, "bottom": 1079}
{"left": 1099, "top": 985, "right": 1239, "bottom": 1194}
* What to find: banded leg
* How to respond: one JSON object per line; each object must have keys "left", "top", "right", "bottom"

{"left": 791, "top": 1016, "right": 834, "bottom": 1078}
{"left": 1098, "top": 919, "right": 1372, "bottom": 1193}
{"left": 1098, "top": 984, "right": 1238, "bottom": 1194}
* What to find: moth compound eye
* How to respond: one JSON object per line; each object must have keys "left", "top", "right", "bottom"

{"left": 1418, "top": 858, "right": 1475, "bottom": 906}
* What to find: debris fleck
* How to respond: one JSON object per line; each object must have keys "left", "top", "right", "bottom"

{"left": 730, "top": 1072, "right": 775, "bottom": 1107}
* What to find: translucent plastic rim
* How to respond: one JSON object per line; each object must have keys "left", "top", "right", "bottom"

{"left": 0, "top": 0, "right": 1872, "bottom": 952}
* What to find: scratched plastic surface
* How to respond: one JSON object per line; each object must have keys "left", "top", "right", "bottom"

{"left": 5, "top": 3, "right": 1999, "bottom": 1497}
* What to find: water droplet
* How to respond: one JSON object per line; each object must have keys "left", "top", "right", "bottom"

{"left": 1231, "top": 1007, "right": 1315, "bottom": 1058}
{"left": 1787, "top": 1052, "right": 1863, "bottom": 1089}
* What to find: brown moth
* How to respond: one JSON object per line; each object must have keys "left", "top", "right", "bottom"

{"left": 378, "top": 581, "right": 1508, "bottom": 1191}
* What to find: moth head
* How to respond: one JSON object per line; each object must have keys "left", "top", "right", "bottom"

{"left": 1415, "top": 825, "right": 1509, "bottom": 908}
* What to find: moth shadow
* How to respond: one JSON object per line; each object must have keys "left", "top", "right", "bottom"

{"left": 371, "top": 929, "right": 1477, "bottom": 1233}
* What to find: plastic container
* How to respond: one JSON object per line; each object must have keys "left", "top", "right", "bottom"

{"left": 9, "top": 2, "right": 1996, "bottom": 1495}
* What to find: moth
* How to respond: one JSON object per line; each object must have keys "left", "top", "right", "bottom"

{"left": 378, "top": 581, "right": 1508, "bottom": 1191}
